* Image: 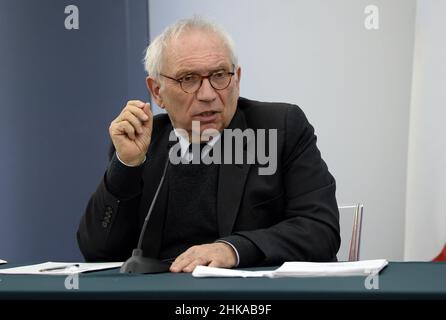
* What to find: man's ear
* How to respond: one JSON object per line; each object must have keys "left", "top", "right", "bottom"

{"left": 146, "top": 76, "right": 164, "bottom": 108}
{"left": 235, "top": 66, "right": 241, "bottom": 89}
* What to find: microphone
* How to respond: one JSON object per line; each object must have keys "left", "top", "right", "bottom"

{"left": 120, "top": 141, "right": 176, "bottom": 274}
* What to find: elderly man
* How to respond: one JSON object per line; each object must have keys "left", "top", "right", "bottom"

{"left": 77, "top": 17, "right": 340, "bottom": 272}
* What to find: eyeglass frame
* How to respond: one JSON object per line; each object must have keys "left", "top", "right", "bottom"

{"left": 159, "top": 66, "right": 236, "bottom": 94}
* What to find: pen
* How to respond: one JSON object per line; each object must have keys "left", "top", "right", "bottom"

{"left": 39, "top": 264, "right": 80, "bottom": 272}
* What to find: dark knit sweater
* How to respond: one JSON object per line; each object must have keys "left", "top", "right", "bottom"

{"left": 159, "top": 159, "right": 219, "bottom": 260}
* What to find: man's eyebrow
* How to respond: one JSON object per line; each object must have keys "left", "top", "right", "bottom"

{"left": 175, "top": 64, "right": 231, "bottom": 77}
{"left": 174, "top": 69, "right": 194, "bottom": 77}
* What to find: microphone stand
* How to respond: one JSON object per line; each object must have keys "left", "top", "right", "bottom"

{"left": 120, "top": 147, "right": 172, "bottom": 274}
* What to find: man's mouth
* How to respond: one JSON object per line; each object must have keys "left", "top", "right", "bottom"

{"left": 193, "top": 111, "right": 220, "bottom": 122}
{"left": 199, "top": 111, "right": 217, "bottom": 116}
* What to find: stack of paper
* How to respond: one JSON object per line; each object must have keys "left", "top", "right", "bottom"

{"left": 192, "top": 259, "right": 388, "bottom": 278}
{"left": 270, "top": 259, "right": 388, "bottom": 277}
{"left": 0, "top": 262, "right": 123, "bottom": 275}
{"left": 0, "top": 259, "right": 7, "bottom": 264}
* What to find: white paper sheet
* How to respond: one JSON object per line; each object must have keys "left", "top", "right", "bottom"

{"left": 270, "top": 259, "right": 389, "bottom": 277}
{"left": 0, "top": 259, "right": 7, "bottom": 264}
{"left": 192, "top": 266, "right": 275, "bottom": 278}
{"left": 0, "top": 262, "right": 123, "bottom": 275}
{"left": 192, "top": 259, "right": 388, "bottom": 278}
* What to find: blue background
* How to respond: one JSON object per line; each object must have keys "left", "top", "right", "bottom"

{"left": 0, "top": 0, "right": 150, "bottom": 262}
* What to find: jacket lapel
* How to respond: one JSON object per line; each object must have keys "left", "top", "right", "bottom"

{"left": 217, "top": 109, "right": 251, "bottom": 236}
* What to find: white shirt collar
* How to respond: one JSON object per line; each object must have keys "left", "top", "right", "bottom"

{"left": 173, "top": 128, "right": 221, "bottom": 160}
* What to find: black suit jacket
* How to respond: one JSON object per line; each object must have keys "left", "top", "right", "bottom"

{"left": 77, "top": 97, "right": 340, "bottom": 266}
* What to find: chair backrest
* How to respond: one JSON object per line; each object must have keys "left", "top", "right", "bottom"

{"left": 337, "top": 204, "right": 363, "bottom": 261}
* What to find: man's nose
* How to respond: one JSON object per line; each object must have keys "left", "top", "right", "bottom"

{"left": 196, "top": 78, "right": 217, "bottom": 101}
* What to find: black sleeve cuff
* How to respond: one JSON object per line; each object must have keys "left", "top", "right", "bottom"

{"left": 219, "top": 234, "right": 265, "bottom": 268}
{"left": 105, "top": 153, "right": 145, "bottom": 199}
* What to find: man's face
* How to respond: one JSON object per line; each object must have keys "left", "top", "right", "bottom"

{"left": 148, "top": 30, "right": 241, "bottom": 140}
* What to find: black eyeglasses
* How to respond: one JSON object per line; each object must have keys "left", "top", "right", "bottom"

{"left": 160, "top": 69, "right": 235, "bottom": 94}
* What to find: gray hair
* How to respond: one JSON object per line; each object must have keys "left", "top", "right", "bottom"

{"left": 143, "top": 16, "right": 238, "bottom": 80}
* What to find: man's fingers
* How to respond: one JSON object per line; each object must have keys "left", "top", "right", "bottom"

{"left": 114, "top": 121, "right": 136, "bottom": 140}
{"left": 183, "top": 260, "right": 206, "bottom": 273}
{"left": 141, "top": 104, "right": 153, "bottom": 131}
{"left": 127, "top": 100, "right": 152, "bottom": 121}
{"left": 170, "top": 247, "right": 207, "bottom": 273}
{"left": 120, "top": 110, "right": 144, "bottom": 134}
{"left": 122, "top": 105, "right": 150, "bottom": 122}
{"left": 170, "top": 257, "right": 192, "bottom": 273}
{"left": 127, "top": 100, "right": 146, "bottom": 108}
{"left": 169, "top": 244, "right": 236, "bottom": 272}
{"left": 108, "top": 100, "right": 153, "bottom": 166}
{"left": 171, "top": 257, "right": 208, "bottom": 273}
{"left": 113, "top": 103, "right": 151, "bottom": 137}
